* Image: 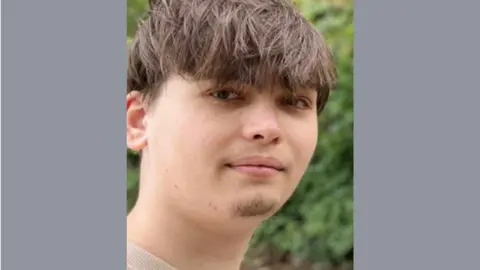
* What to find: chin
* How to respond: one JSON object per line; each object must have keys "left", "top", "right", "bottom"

{"left": 231, "top": 191, "right": 282, "bottom": 219}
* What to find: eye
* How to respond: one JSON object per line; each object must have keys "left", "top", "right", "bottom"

{"left": 284, "top": 95, "right": 312, "bottom": 109}
{"left": 211, "top": 89, "right": 242, "bottom": 101}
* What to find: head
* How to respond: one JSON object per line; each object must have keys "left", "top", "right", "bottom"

{"left": 126, "top": 0, "right": 336, "bottom": 232}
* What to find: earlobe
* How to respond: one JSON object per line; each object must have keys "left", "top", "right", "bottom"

{"left": 127, "top": 91, "right": 148, "bottom": 151}
{"left": 127, "top": 132, "right": 148, "bottom": 151}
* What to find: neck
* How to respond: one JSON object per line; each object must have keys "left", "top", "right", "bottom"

{"left": 127, "top": 201, "right": 255, "bottom": 270}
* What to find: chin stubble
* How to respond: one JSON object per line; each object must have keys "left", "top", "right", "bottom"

{"left": 232, "top": 195, "right": 277, "bottom": 218}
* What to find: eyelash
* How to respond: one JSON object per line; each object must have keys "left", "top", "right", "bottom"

{"left": 284, "top": 96, "right": 313, "bottom": 110}
{"left": 210, "top": 88, "right": 244, "bottom": 101}
{"left": 208, "top": 88, "right": 313, "bottom": 110}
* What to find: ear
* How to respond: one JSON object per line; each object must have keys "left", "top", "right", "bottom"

{"left": 126, "top": 91, "right": 148, "bottom": 151}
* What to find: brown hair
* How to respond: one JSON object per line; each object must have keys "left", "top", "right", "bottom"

{"left": 127, "top": 0, "right": 337, "bottom": 112}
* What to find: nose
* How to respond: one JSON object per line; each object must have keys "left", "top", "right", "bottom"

{"left": 242, "top": 103, "right": 282, "bottom": 145}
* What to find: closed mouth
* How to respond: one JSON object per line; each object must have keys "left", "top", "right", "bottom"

{"left": 226, "top": 156, "right": 286, "bottom": 172}
{"left": 226, "top": 164, "right": 284, "bottom": 171}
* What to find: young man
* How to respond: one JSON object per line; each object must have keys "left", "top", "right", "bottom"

{"left": 126, "top": 0, "right": 337, "bottom": 269}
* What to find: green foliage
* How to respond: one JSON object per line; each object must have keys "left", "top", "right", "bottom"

{"left": 127, "top": 167, "right": 139, "bottom": 210}
{"left": 127, "top": 0, "right": 148, "bottom": 37}
{"left": 126, "top": 0, "right": 353, "bottom": 264}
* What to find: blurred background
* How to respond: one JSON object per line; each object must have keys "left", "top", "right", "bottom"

{"left": 127, "top": 0, "right": 353, "bottom": 269}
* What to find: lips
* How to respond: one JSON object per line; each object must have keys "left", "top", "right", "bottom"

{"left": 226, "top": 156, "right": 286, "bottom": 178}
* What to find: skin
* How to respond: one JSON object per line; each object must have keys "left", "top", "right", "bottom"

{"left": 126, "top": 75, "right": 319, "bottom": 270}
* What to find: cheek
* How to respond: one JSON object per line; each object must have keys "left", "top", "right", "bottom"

{"left": 289, "top": 121, "right": 318, "bottom": 169}
{"left": 178, "top": 116, "right": 225, "bottom": 157}
{"left": 160, "top": 117, "right": 235, "bottom": 217}
{"left": 153, "top": 110, "right": 230, "bottom": 183}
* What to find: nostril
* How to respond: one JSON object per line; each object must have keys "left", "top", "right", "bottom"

{"left": 253, "top": 134, "right": 264, "bottom": 140}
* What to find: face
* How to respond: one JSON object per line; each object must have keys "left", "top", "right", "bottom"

{"left": 127, "top": 75, "right": 318, "bottom": 231}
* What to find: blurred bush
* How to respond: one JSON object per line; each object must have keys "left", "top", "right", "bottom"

{"left": 126, "top": 0, "right": 353, "bottom": 265}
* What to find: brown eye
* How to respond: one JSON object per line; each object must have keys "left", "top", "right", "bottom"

{"left": 284, "top": 96, "right": 312, "bottom": 109}
{"left": 212, "top": 89, "right": 241, "bottom": 101}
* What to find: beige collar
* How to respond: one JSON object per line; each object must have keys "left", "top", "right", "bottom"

{"left": 127, "top": 241, "right": 177, "bottom": 270}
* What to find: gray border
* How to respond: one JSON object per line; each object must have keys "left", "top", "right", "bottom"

{"left": 355, "top": 0, "right": 480, "bottom": 269}
{"left": 2, "top": 0, "right": 126, "bottom": 269}
{"left": 3, "top": 0, "right": 480, "bottom": 269}
{"left": 0, "top": 1, "right": 2, "bottom": 266}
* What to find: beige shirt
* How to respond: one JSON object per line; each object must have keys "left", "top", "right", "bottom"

{"left": 127, "top": 242, "right": 177, "bottom": 270}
